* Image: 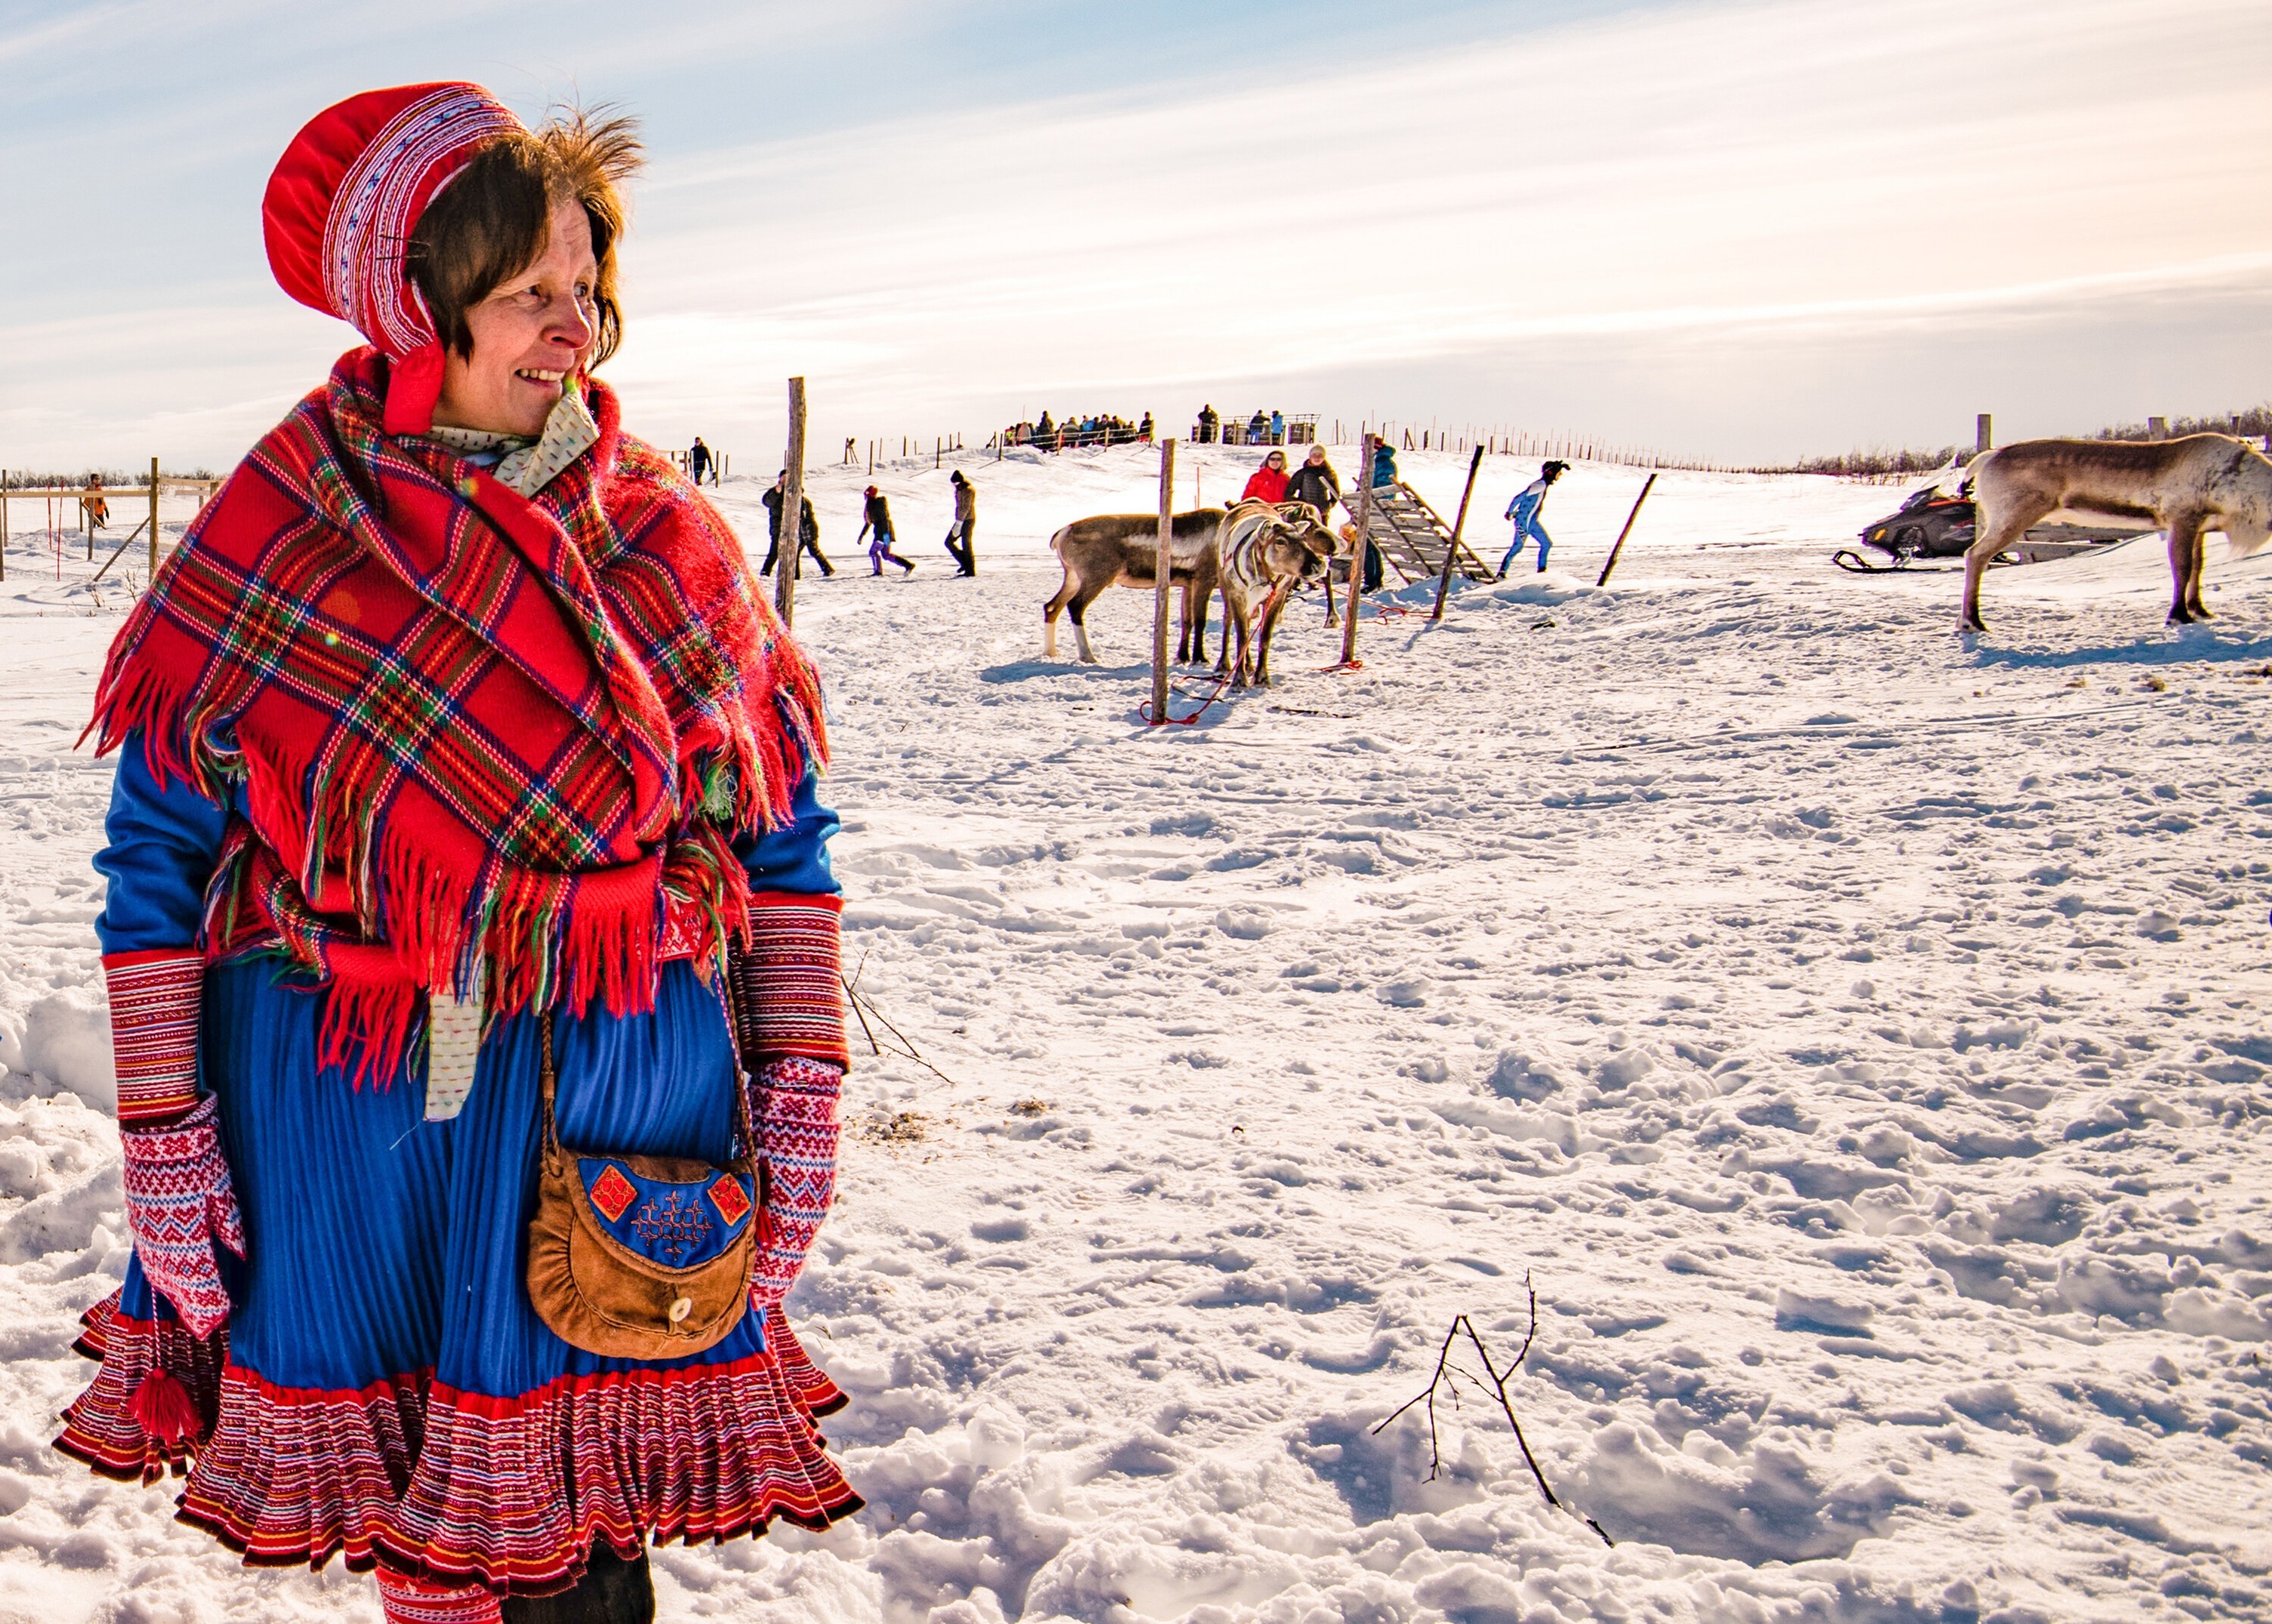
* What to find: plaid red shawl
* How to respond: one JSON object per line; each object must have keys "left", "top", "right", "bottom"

{"left": 89, "top": 348, "right": 825, "bottom": 1080}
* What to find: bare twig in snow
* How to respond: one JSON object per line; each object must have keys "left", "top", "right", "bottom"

{"left": 1372, "top": 1277, "right": 1612, "bottom": 1547}
{"left": 838, "top": 965, "right": 963, "bottom": 1089}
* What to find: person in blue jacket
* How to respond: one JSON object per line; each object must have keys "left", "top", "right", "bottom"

{"left": 1499, "top": 460, "right": 1568, "bottom": 576}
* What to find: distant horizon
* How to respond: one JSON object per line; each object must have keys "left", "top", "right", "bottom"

{"left": 2, "top": 0, "right": 2266, "bottom": 473}
{"left": 8, "top": 397, "right": 2268, "bottom": 488}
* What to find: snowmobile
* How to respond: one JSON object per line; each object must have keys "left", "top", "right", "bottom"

{"left": 1858, "top": 487, "right": 1976, "bottom": 560}
{"left": 1831, "top": 487, "right": 1977, "bottom": 572}
{"left": 1832, "top": 482, "right": 2154, "bottom": 575}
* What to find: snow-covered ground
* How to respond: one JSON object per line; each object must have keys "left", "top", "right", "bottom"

{"left": 3, "top": 439, "right": 2270, "bottom": 1622}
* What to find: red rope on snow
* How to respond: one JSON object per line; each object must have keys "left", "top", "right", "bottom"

{"left": 1140, "top": 672, "right": 1231, "bottom": 727}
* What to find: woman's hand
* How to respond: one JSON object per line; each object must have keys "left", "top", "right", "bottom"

{"left": 121, "top": 1096, "right": 245, "bottom": 1336}
{"left": 748, "top": 1057, "right": 843, "bottom": 1308}
{"left": 106, "top": 948, "right": 245, "bottom": 1336}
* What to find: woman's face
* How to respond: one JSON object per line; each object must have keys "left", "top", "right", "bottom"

{"left": 434, "top": 197, "right": 598, "bottom": 438}
{"left": 1267, "top": 452, "right": 1285, "bottom": 470}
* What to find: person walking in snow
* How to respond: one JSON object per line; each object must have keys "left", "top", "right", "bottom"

{"left": 81, "top": 473, "right": 110, "bottom": 531}
{"left": 1283, "top": 444, "right": 1339, "bottom": 519}
{"left": 1269, "top": 409, "right": 1284, "bottom": 445}
{"left": 688, "top": 435, "right": 713, "bottom": 485}
{"left": 858, "top": 485, "right": 913, "bottom": 575}
{"left": 1498, "top": 460, "right": 1568, "bottom": 576}
{"left": 762, "top": 470, "right": 835, "bottom": 577}
{"left": 1241, "top": 447, "right": 1290, "bottom": 504}
{"left": 61, "top": 84, "right": 857, "bottom": 1624}
{"left": 1197, "top": 404, "right": 1219, "bottom": 444}
{"left": 944, "top": 469, "right": 978, "bottom": 575}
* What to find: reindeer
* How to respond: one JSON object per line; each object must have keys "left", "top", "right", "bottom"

{"left": 1044, "top": 508, "right": 1225, "bottom": 664}
{"left": 1214, "top": 500, "right": 1337, "bottom": 686}
{"left": 1961, "top": 435, "right": 2272, "bottom": 633}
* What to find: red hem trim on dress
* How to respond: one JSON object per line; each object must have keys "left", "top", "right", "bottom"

{"left": 55, "top": 1291, "right": 225, "bottom": 1485}
{"left": 61, "top": 1297, "right": 858, "bottom": 1598}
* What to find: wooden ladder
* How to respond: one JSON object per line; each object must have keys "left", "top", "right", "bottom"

{"left": 1357, "top": 482, "right": 1496, "bottom": 584}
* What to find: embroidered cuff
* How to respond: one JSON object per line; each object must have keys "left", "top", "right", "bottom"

{"left": 103, "top": 949, "right": 203, "bottom": 1127}
{"left": 730, "top": 893, "right": 849, "bottom": 1071}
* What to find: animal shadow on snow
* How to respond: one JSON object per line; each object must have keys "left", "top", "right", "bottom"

{"left": 981, "top": 656, "right": 1152, "bottom": 684}
{"left": 1968, "top": 626, "right": 2272, "bottom": 671}
{"left": 980, "top": 654, "right": 1266, "bottom": 728}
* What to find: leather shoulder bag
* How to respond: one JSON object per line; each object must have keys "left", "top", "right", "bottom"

{"left": 526, "top": 1011, "right": 760, "bottom": 1360}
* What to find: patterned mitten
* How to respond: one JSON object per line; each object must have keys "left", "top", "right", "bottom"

{"left": 120, "top": 1096, "right": 245, "bottom": 1338}
{"left": 728, "top": 893, "right": 850, "bottom": 1072}
{"left": 748, "top": 1057, "right": 843, "bottom": 1308}
{"left": 374, "top": 1567, "right": 501, "bottom": 1623}
{"left": 105, "top": 949, "right": 204, "bottom": 1127}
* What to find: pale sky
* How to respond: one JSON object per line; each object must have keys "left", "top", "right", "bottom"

{"left": 2, "top": 0, "right": 2267, "bottom": 472}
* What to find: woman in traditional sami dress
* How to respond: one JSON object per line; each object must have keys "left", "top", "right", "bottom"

{"left": 57, "top": 83, "right": 859, "bottom": 1622}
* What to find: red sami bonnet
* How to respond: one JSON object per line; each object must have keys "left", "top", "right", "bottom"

{"left": 262, "top": 83, "right": 523, "bottom": 435}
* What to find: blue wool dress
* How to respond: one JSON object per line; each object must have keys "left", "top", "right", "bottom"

{"left": 61, "top": 733, "right": 860, "bottom": 1591}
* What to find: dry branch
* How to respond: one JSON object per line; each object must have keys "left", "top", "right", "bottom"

{"left": 1373, "top": 1278, "right": 1612, "bottom": 1547}
{"left": 840, "top": 953, "right": 963, "bottom": 1089}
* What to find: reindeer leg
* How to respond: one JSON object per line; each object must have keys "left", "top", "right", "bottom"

{"left": 1253, "top": 586, "right": 1287, "bottom": 686}
{"left": 1960, "top": 495, "right": 2051, "bottom": 634}
{"left": 1044, "top": 574, "right": 1076, "bottom": 658}
{"left": 1070, "top": 584, "right": 1106, "bottom": 664}
{"left": 2167, "top": 511, "right": 2208, "bottom": 623}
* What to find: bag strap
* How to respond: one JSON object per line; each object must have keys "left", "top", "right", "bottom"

{"left": 538, "top": 993, "right": 760, "bottom": 1176}
{"left": 717, "top": 966, "right": 760, "bottom": 1170}
{"left": 538, "top": 1014, "right": 563, "bottom": 1170}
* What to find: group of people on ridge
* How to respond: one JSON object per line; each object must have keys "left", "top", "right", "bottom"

{"left": 760, "top": 469, "right": 978, "bottom": 579}
{"left": 1195, "top": 405, "right": 1292, "bottom": 446}
{"left": 1011, "top": 410, "right": 1151, "bottom": 451}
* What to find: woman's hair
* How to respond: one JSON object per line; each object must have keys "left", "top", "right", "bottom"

{"left": 406, "top": 106, "right": 644, "bottom": 368}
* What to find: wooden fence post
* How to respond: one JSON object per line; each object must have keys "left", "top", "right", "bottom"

{"left": 1594, "top": 474, "right": 1657, "bottom": 588}
{"left": 776, "top": 378, "right": 807, "bottom": 628}
{"left": 148, "top": 458, "right": 160, "bottom": 580}
{"left": 1340, "top": 435, "right": 1375, "bottom": 667}
{"left": 2, "top": 472, "right": 8, "bottom": 584}
{"left": 1975, "top": 413, "right": 1993, "bottom": 455}
{"left": 1150, "top": 438, "right": 1177, "bottom": 725}
{"left": 1430, "top": 444, "right": 1487, "bottom": 622}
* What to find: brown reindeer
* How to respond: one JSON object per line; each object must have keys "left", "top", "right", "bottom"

{"left": 1961, "top": 435, "right": 2272, "bottom": 632}
{"left": 1214, "top": 500, "right": 1337, "bottom": 686}
{"left": 1044, "top": 508, "right": 1225, "bottom": 664}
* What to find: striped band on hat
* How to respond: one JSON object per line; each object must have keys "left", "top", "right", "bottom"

{"left": 320, "top": 86, "right": 520, "bottom": 360}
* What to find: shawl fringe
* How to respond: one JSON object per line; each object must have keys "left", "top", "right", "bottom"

{"left": 87, "top": 348, "right": 827, "bottom": 1077}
